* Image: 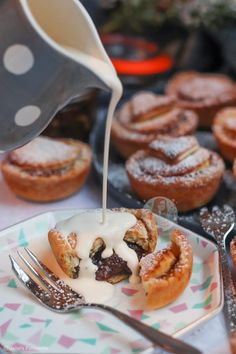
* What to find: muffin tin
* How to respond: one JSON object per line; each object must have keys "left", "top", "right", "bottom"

{"left": 90, "top": 108, "right": 236, "bottom": 278}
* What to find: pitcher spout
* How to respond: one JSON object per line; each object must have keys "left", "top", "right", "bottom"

{"left": 21, "top": 0, "right": 116, "bottom": 96}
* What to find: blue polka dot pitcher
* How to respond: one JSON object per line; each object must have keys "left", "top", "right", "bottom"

{"left": 0, "top": 0, "right": 114, "bottom": 151}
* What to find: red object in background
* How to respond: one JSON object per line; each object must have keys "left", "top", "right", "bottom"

{"left": 101, "top": 34, "right": 173, "bottom": 76}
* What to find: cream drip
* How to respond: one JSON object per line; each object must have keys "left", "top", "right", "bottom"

{"left": 56, "top": 210, "right": 140, "bottom": 284}
{"left": 23, "top": 1, "right": 138, "bottom": 300}
{"left": 29, "top": 236, "right": 114, "bottom": 303}
{"left": 61, "top": 46, "right": 122, "bottom": 224}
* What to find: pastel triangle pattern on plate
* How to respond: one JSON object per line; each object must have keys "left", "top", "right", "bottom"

{"left": 0, "top": 210, "right": 222, "bottom": 353}
{"left": 18, "top": 229, "right": 29, "bottom": 247}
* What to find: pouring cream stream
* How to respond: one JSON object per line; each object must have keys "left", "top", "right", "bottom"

{"left": 22, "top": 0, "right": 140, "bottom": 301}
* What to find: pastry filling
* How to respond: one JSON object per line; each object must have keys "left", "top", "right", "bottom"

{"left": 92, "top": 242, "right": 145, "bottom": 281}
{"left": 53, "top": 210, "right": 141, "bottom": 284}
{"left": 5, "top": 159, "right": 76, "bottom": 177}
{"left": 22, "top": 165, "right": 72, "bottom": 177}
{"left": 140, "top": 247, "right": 177, "bottom": 281}
{"left": 66, "top": 235, "right": 146, "bottom": 281}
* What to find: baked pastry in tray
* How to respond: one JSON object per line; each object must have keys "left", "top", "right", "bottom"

{"left": 48, "top": 208, "right": 158, "bottom": 283}
{"left": 166, "top": 71, "right": 236, "bottom": 128}
{"left": 140, "top": 229, "right": 193, "bottom": 309}
{"left": 126, "top": 135, "right": 225, "bottom": 212}
{"left": 230, "top": 236, "right": 236, "bottom": 268}
{"left": 111, "top": 91, "right": 198, "bottom": 158}
{"left": 1, "top": 136, "right": 92, "bottom": 202}
{"left": 213, "top": 107, "right": 236, "bottom": 162}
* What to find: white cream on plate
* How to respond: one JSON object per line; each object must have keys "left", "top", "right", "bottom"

{"left": 28, "top": 236, "right": 113, "bottom": 303}
{"left": 56, "top": 210, "right": 140, "bottom": 285}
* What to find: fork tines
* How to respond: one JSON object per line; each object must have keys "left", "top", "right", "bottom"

{"left": 9, "top": 248, "right": 84, "bottom": 312}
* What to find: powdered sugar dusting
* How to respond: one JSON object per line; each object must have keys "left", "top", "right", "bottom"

{"left": 10, "top": 136, "right": 78, "bottom": 167}
{"left": 225, "top": 117, "right": 236, "bottom": 133}
{"left": 149, "top": 136, "right": 198, "bottom": 161}
{"left": 140, "top": 229, "right": 192, "bottom": 280}
{"left": 178, "top": 76, "right": 234, "bottom": 102}
{"left": 139, "top": 247, "right": 172, "bottom": 276}
{"left": 130, "top": 92, "right": 174, "bottom": 119}
{"left": 130, "top": 148, "right": 210, "bottom": 178}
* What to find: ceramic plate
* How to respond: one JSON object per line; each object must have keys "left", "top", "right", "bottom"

{"left": 0, "top": 209, "right": 222, "bottom": 354}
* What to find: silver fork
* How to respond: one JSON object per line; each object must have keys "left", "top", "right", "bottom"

{"left": 199, "top": 205, "right": 236, "bottom": 352}
{"left": 9, "top": 248, "right": 202, "bottom": 354}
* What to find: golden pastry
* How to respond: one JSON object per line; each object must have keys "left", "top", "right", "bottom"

{"left": 48, "top": 208, "right": 158, "bottom": 283}
{"left": 111, "top": 91, "right": 198, "bottom": 158}
{"left": 230, "top": 236, "right": 236, "bottom": 268}
{"left": 1, "top": 136, "right": 92, "bottom": 202}
{"left": 126, "top": 135, "right": 225, "bottom": 212}
{"left": 140, "top": 229, "right": 193, "bottom": 309}
{"left": 166, "top": 71, "right": 236, "bottom": 128}
{"left": 213, "top": 107, "right": 236, "bottom": 162}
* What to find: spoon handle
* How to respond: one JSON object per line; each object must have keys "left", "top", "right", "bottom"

{"left": 217, "top": 243, "right": 236, "bottom": 353}
{"left": 216, "top": 233, "right": 236, "bottom": 335}
{"left": 86, "top": 303, "right": 202, "bottom": 354}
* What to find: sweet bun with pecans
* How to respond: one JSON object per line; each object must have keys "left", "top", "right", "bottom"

{"left": 1, "top": 136, "right": 92, "bottom": 202}
{"left": 140, "top": 229, "right": 193, "bottom": 309}
{"left": 126, "top": 135, "right": 225, "bottom": 212}
{"left": 213, "top": 107, "right": 236, "bottom": 162}
{"left": 166, "top": 71, "right": 236, "bottom": 128}
{"left": 111, "top": 91, "right": 198, "bottom": 158}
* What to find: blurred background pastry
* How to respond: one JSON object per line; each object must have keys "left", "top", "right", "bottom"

{"left": 43, "top": 90, "right": 97, "bottom": 142}
{"left": 213, "top": 107, "right": 236, "bottom": 162}
{"left": 1, "top": 136, "right": 92, "bottom": 202}
{"left": 126, "top": 135, "right": 225, "bottom": 212}
{"left": 166, "top": 71, "right": 236, "bottom": 128}
{"left": 230, "top": 235, "right": 236, "bottom": 268}
{"left": 111, "top": 91, "right": 198, "bottom": 158}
